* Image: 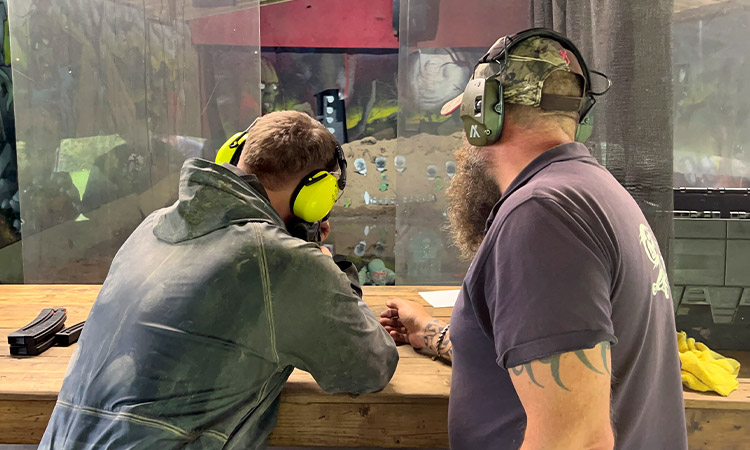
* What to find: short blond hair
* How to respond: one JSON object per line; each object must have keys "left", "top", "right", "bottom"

{"left": 240, "top": 111, "right": 339, "bottom": 189}
{"left": 505, "top": 70, "right": 584, "bottom": 138}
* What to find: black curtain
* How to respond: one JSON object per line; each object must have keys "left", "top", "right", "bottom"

{"left": 530, "top": 0, "right": 675, "bottom": 268}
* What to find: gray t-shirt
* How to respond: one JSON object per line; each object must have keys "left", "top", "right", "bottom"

{"left": 449, "top": 143, "right": 687, "bottom": 450}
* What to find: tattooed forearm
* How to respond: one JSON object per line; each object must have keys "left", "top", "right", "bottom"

{"left": 423, "top": 320, "right": 441, "bottom": 349}
{"left": 510, "top": 342, "right": 611, "bottom": 389}
{"left": 421, "top": 320, "right": 453, "bottom": 363}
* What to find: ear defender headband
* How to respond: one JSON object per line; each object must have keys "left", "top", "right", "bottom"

{"left": 456, "top": 28, "right": 611, "bottom": 146}
{"left": 215, "top": 119, "right": 258, "bottom": 166}
{"left": 215, "top": 120, "right": 347, "bottom": 224}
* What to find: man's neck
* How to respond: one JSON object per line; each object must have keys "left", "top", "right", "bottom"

{"left": 238, "top": 161, "right": 295, "bottom": 223}
{"left": 266, "top": 189, "right": 294, "bottom": 224}
{"left": 488, "top": 125, "right": 574, "bottom": 194}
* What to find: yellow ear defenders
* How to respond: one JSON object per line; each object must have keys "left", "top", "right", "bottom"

{"left": 457, "top": 28, "right": 612, "bottom": 147}
{"left": 289, "top": 146, "right": 346, "bottom": 223}
{"left": 215, "top": 119, "right": 258, "bottom": 166}
{"left": 215, "top": 120, "right": 348, "bottom": 224}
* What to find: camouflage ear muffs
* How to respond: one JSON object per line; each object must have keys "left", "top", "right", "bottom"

{"left": 441, "top": 28, "right": 611, "bottom": 146}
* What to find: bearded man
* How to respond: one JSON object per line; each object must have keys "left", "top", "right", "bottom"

{"left": 379, "top": 29, "right": 687, "bottom": 450}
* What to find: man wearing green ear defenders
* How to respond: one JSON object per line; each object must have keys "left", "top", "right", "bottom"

{"left": 39, "top": 111, "right": 398, "bottom": 450}
{"left": 380, "top": 29, "right": 686, "bottom": 450}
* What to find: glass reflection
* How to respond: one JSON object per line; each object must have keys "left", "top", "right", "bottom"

{"left": 10, "top": 0, "right": 260, "bottom": 282}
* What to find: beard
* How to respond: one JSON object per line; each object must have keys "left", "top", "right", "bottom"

{"left": 446, "top": 141, "right": 502, "bottom": 260}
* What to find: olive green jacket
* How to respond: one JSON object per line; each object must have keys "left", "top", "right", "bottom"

{"left": 40, "top": 158, "right": 398, "bottom": 449}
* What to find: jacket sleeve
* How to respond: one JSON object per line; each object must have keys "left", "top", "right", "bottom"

{"left": 267, "top": 239, "right": 398, "bottom": 394}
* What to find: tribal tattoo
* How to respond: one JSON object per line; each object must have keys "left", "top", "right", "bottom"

{"left": 510, "top": 342, "right": 611, "bottom": 389}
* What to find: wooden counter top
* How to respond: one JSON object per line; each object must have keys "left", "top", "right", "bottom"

{"left": 1, "top": 285, "right": 748, "bottom": 448}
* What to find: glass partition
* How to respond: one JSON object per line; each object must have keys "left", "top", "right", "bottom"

{"left": 674, "top": 3, "right": 750, "bottom": 189}
{"left": 253, "top": 0, "right": 402, "bottom": 283}
{"left": 13, "top": 0, "right": 748, "bottom": 349}
{"left": 395, "top": 0, "right": 529, "bottom": 284}
{"left": 264, "top": 49, "right": 400, "bottom": 281}
{"left": 672, "top": 1, "right": 750, "bottom": 350}
{"left": 0, "top": 0, "right": 20, "bottom": 282}
{"left": 9, "top": 0, "right": 261, "bottom": 283}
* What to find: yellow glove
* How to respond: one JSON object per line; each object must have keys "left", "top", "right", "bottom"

{"left": 677, "top": 331, "right": 740, "bottom": 397}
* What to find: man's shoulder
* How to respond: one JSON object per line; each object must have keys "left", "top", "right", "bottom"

{"left": 492, "top": 193, "right": 565, "bottom": 233}
{"left": 235, "top": 221, "right": 314, "bottom": 257}
{"left": 529, "top": 157, "right": 611, "bottom": 192}
{"left": 506, "top": 159, "right": 626, "bottom": 216}
{"left": 487, "top": 166, "right": 617, "bottom": 245}
{"left": 249, "top": 223, "right": 335, "bottom": 270}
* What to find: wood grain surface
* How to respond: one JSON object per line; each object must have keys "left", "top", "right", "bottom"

{"left": 0, "top": 285, "right": 747, "bottom": 448}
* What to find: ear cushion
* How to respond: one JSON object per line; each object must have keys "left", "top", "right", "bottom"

{"left": 215, "top": 131, "right": 248, "bottom": 165}
{"left": 460, "top": 78, "right": 504, "bottom": 147}
{"left": 290, "top": 171, "right": 340, "bottom": 223}
{"left": 575, "top": 106, "right": 595, "bottom": 143}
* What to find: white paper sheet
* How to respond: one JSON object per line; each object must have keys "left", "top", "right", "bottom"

{"left": 418, "top": 289, "right": 461, "bottom": 308}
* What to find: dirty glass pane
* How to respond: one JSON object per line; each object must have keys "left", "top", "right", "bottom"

{"left": 674, "top": 6, "right": 750, "bottom": 188}
{"left": 262, "top": 49, "right": 400, "bottom": 282}
{"left": 249, "top": 0, "right": 401, "bottom": 284}
{"left": 0, "top": 0, "right": 21, "bottom": 282}
{"left": 395, "top": 0, "right": 528, "bottom": 284}
{"left": 672, "top": 1, "right": 750, "bottom": 350}
{"left": 9, "top": 0, "right": 261, "bottom": 283}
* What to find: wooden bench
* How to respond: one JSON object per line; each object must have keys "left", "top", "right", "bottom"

{"left": 1, "top": 285, "right": 748, "bottom": 448}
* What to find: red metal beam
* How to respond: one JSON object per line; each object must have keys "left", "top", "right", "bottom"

{"left": 189, "top": 0, "right": 529, "bottom": 49}
{"left": 190, "top": 9, "right": 261, "bottom": 47}
{"left": 260, "top": 0, "right": 399, "bottom": 48}
{"left": 416, "top": 1, "right": 529, "bottom": 49}
{"left": 191, "top": 0, "right": 398, "bottom": 48}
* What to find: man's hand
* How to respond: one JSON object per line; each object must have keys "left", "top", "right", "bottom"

{"left": 511, "top": 342, "right": 614, "bottom": 450}
{"left": 320, "top": 246, "right": 333, "bottom": 257}
{"left": 379, "top": 299, "right": 432, "bottom": 348}
{"left": 379, "top": 299, "right": 451, "bottom": 361}
{"left": 320, "top": 220, "right": 331, "bottom": 242}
